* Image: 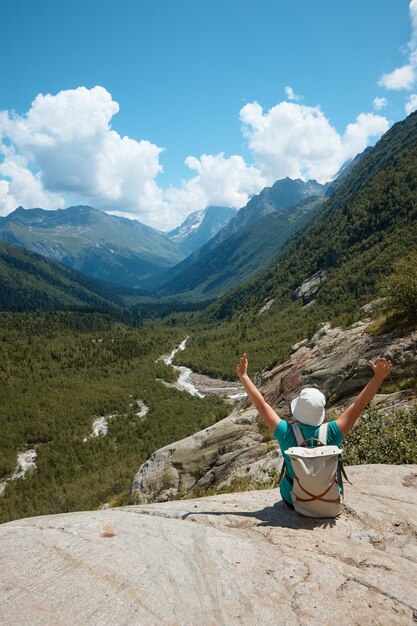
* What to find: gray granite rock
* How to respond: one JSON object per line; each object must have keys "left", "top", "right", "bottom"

{"left": 132, "top": 408, "right": 280, "bottom": 503}
{"left": 292, "top": 269, "right": 328, "bottom": 305}
{"left": 260, "top": 321, "right": 417, "bottom": 416}
{"left": 1, "top": 465, "right": 416, "bottom": 626}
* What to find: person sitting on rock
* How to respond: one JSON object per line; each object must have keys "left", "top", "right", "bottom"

{"left": 236, "top": 353, "right": 393, "bottom": 510}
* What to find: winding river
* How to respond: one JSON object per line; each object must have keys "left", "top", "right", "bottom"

{"left": 160, "top": 337, "right": 246, "bottom": 402}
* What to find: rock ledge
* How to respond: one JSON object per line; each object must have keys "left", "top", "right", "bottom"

{"left": 1, "top": 464, "right": 416, "bottom": 626}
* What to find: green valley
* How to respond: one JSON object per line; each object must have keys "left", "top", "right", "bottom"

{"left": 0, "top": 312, "right": 229, "bottom": 523}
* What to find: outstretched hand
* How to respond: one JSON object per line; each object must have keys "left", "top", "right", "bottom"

{"left": 369, "top": 356, "right": 393, "bottom": 380}
{"left": 236, "top": 353, "right": 248, "bottom": 379}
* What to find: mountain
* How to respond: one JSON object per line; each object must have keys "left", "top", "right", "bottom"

{"left": 158, "top": 195, "right": 325, "bottom": 300}
{"left": 166, "top": 206, "right": 237, "bottom": 255}
{"left": 158, "top": 178, "right": 327, "bottom": 289}
{"left": 0, "top": 205, "right": 186, "bottom": 288}
{"left": 324, "top": 146, "right": 373, "bottom": 196}
{"left": 0, "top": 242, "right": 128, "bottom": 312}
{"left": 175, "top": 111, "right": 417, "bottom": 379}
{"left": 155, "top": 178, "right": 327, "bottom": 299}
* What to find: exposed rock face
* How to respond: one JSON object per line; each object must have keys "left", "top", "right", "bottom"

{"left": 292, "top": 269, "right": 327, "bottom": 305}
{"left": 258, "top": 298, "right": 275, "bottom": 315}
{"left": 260, "top": 321, "right": 417, "bottom": 417}
{"left": 132, "top": 408, "right": 279, "bottom": 503}
{"left": 1, "top": 465, "right": 416, "bottom": 625}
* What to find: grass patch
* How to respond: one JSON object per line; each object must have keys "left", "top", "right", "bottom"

{"left": 366, "top": 312, "right": 417, "bottom": 336}
{"left": 382, "top": 377, "right": 417, "bottom": 393}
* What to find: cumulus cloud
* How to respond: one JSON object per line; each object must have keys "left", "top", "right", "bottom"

{"left": 165, "top": 153, "right": 267, "bottom": 217}
{"left": 240, "top": 101, "right": 388, "bottom": 183}
{"left": 0, "top": 84, "right": 392, "bottom": 229}
{"left": 378, "top": 1, "right": 417, "bottom": 91}
{"left": 405, "top": 93, "right": 417, "bottom": 114}
{"left": 0, "top": 86, "right": 171, "bottom": 228}
{"left": 379, "top": 64, "right": 415, "bottom": 90}
{"left": 0, "top": 146, "right": 65, "bottom": 215}
{"left": 342, "top": 113, "right": 390, "bottom": 156}
{"left": 373, "top": 96, "right": 387, "bottom": 111}
{"left": 284, "top": 86, "right": 301, "bottom": 101}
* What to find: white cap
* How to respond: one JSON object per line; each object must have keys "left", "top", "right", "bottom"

{"left": 290, "top": 387, "right": 326, "bottom": 426}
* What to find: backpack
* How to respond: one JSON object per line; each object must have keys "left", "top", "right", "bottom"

{"left": 281, "top": 423, "right": 347, "bottom": 518}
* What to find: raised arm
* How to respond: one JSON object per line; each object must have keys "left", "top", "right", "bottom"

{"left": 236, "top": 353, "right": 281, "bottom": 433}
{"left": 336, "top": 357, "right": 393, "bottom": 437}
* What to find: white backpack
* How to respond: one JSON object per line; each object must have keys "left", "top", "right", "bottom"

{"left": 285, "top": 423, "right": 345, "bottom": 518}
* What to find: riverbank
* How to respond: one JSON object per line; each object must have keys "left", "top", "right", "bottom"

{"left": 159, "top": 337, "right": 246, "bottom": 403}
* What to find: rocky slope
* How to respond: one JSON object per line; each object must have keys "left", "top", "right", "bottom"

{"left": 1, "top": 464, "right": 416, "bottom": 625}
{"left": 132, "top": 310, "right": 417, "bottom": 503}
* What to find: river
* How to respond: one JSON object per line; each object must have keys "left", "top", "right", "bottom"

{"left": 160, "top": 337, "right": 246, "bottom": 402}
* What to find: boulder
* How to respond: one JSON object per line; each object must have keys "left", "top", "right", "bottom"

{"left": 292, "top": 269, "right": 328, "bottom": 305}
{"left": 1, "top": 465, "right": 416, "bottom": 625}
{"left": 132, "top": 408, "right": 280, "bottom": 503}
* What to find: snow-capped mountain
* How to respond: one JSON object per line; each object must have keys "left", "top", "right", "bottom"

{"left": 166, "top": 206, "right": 236, "bottom": 254}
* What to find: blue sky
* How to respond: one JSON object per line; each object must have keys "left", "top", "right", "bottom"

{"left": 0, "top": 0, "right": 416, "bottom": 229}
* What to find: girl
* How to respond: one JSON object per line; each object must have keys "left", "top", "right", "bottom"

{"left": 236, "top": 353, "right": 393, "bottom": 509}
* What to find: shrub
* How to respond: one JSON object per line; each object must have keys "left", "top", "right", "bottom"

{"left": 343, "top": 406, "right": 417, "bottom": 465}
{"left": 381, "top": 252, "right": 417, "bottom": 321}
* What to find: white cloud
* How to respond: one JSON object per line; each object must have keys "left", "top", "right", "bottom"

{"left": 284, "top": 86, "right": 301, "bottom": 101}
{"left": 379, "top": 64, "right": 415, "bottom": 90}
{"left": 405, "top": 93, "right": 417, "bottom": 114}
{"left": 373, "top": 96, "right": 387, "bottom": 111}
{"left": 0, "top": 181, "right": 17, "bottom": 216}
{"left": 410, "top": 0, "right": 417, "bottom": 34}
{"left": 0, "top": 86, "right": 171, "bottom": 229}
{"left": 165, "top": 153, "right": 267, "bottom": 217}
{"left": 342, "top": 113, "right": 389, "bottom": 156}
{"left": 0, "top": 148, "right": 64, "bottom": 213}
{"left": 378, "top": 1, "right": 417, "bottom": 91}
{"left": 0, "top": 84, "right": 392, "bottom": 230}
{"left": 240, "top": 101, "right": 388, "bottom": 183}
{"left": 0, "top": 85, "right": 269, "bottom": 229}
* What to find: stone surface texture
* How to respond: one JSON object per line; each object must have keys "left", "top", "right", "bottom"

{"left": 260, "top": 321, "right": 417, "bottom": 418}
{"left": 1, "top": 465, "right": 416, "bottom": 625}
{"left": 132, "top": 407, "right": 279, "bottom": 503}
{"left": 292, "top": 269, "right": 328, "bottom": 305}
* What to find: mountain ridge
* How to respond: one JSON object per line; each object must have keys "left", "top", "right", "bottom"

{"left": 155, "top": 178, "right": 327, "bottom": 295}
{"left": 0, "top": 241, "right": 132, "bottom": 312}
{"left": 0, "top": 205, "right": 186, "bottom": 288}
{"left": 172, "top": 111, "right": 417, "bottom": 379}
